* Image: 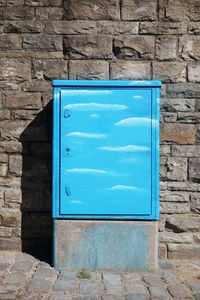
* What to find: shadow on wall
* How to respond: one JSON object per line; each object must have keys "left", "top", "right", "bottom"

{"left": 19, "top": 101, "right": 53, "bottom": 264}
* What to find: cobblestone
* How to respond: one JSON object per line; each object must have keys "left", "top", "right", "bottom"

{"left": 0, "top": 252, "right": 199, "bottom": 299}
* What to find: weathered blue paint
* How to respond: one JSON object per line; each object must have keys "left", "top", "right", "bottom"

{"left": 60, "top": 223, "right": 149, "bottom": 271}
{"left": 52, "top": 80, "right": 161, "bottom": 220}
{"left": 52, "top": 80, "right": 162, "bottom": 87}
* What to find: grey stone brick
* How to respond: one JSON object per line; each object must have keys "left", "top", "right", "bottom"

{"left": 123, "top": 273, "right": 141, "bottom": 282}
{"left": 124, "top": 283, "right": 146, "bottom": 294}
{"left": 168, "top": 244, "right": 200, "bottom": 259}
{"left": 160, "top": 123, "right": 195, "bottom": 144}
{"left": 179, "top": 36, "right": 200, "bottom": 60}
{"left": 23, "top": 35, "right": 63, "bottom": 51}
{"left": 53, "top": 280, "right": 77, "bottom": 293}
{"left": 167, "top": 284, "right": 189, "bottom": 298}
{"left": 121, "top": 0, "right": 156, "bottom": 21}
{"left": 140, "top": 22, "right": 186, "bottom": 35}
{"left": 0, "top": 59, "right": 31, "bottom": 82}
{"left": 187, "top": 282, "right": 200, "bottom": 293}
{"left": 153, "top": 62, "right": 186, "bottom": 83}
{"left": 58, "top": 270, "right": 77, "bottom": 280}
{"left": 126, "top": 295, "right": 149, "bottom": 300}
{"left": 113, "top": 36, "right": 154, "bottom": 60}
{"left": 189, "top": 158, "right": 200, "bottom": 181}
{"left": 159, "top": 232, "right": 193, "bottom": 244}
{"left": 69, "top": 60, "right": 109, "bottom": 80}
{"left": 0, "top": 286, "right": 19, "bottom": 300}
{"left": 97, "top": 21, "right": 138, "bottom": 35}
{"left": 143, "top": 274, "right": 163, "bottom": 286}
{"left": 160, "top": 202, "right": 190, "bottom": 214}
{"left": 160, "top": 98, "right": 195, "bottom": 112}
{"left": 188, "top": 22, "right": 200, "bottom": 35}
{"left": 79, "top": 282, "right": 102, "bottom": 295}
{"left": 27, "top": 279, "right": 54, "bottom": 293}
{"left": 110, "top": 61, "right": 151, "bottom": 80}
{"left": 4, "top": 20, "right": 42, "bottom": 33}
{"left": 63, "top": 35, "right": 112, "bottom": 59}
{"left": 103, "top": 273, "right": 121, "bottom": 285}
{"left": 44, "top": 21, "right": 97, "bottom": 35}
{"left": 36, "top": 7, "right": 63, "bottom": 20}
{"left": 4, "top": 271, "right": 26, "bottom": 285}
{"left": 156, "top": 36, "right": 177, "bottom": 60}
{"left": 63, "top": 0, "right": 119, "bottom": 20}
{"left": 191, "top": 193, "right": 200, "bottom": 212}
{"left": 160, "top": 191, "right": 189, "bottom": 202}
{"left": 148, "top": 286, "right": 168, "bottom": 299}
{"left": 105, "top": 285, "right": 122, "bottom": 294}
{"left": 167, "top": 83, "right": 200, "bottom": 98}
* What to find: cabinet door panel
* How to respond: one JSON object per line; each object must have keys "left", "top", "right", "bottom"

{"left": 60, "top": 88, "right": 152, "bottom": 216}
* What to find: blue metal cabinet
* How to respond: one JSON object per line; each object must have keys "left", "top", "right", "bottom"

{"left": 52, "top": 80, "right": 161, "bottom": 220}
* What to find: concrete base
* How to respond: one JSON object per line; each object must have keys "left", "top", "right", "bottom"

{"left": 54, "top": 220, "right": 158, "bottom": 272}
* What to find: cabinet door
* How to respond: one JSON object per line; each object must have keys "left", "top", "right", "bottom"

{"left": 60, "top": 87, "right": 154, "bottom": 217}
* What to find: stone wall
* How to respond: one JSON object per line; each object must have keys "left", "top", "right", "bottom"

{"left": 0, "top": 0, "right": 200, "bottom": 262}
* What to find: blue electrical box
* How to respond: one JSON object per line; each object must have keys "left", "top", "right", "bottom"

{"left": 52, "top": 80, "right": 161, "bottom": 220}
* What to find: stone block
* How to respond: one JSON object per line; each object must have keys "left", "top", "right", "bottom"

{"left": 106, "top": 285, "right": 122, "bottom": 294}
{"left": 0, "top": 35, "right": 21, "bottom": 50}
{"left": 9, "top": 155, "right": 22, "bottom": 177}
{"left": 161, "top": 112, "right": 177, "bottom": 123}
{"left": 36, "top": 7, "right": 64, "bottom": 20}
{"left": 32, "top": 59, "right": 67, "bottom": 80}
{"left": 166, "top": 215, "right": 200, "bottom": 232}
{"left": 0, "top": 59, "right": 31, "bottom": 82}
{"left": 159, "top": 232, "right": 193, "bottom": 243}
{"left": 23, "top": 35, "right": 62, "bottom": 51}
{"left": 0, "top": 238, "right": 21, "bottom": 250}
{"left": 11, "top": 110, "right": 38, "bottom": 120}
{"left": 158, "top": 244, "right": 167, "bottom": 259}
{"left": 44, "top": 21, "right": 97, "bottom": 35}
{"left": 160, "top": 202, "right": 190, "bottom": 214}
{"left": 0, "top": 7, "right": 34, "bottom": 20}
{"left": 188, "top": 62, "right": 200, "bottom": 82}
{"left": 69, "top": 60, "right": 109, "bottom": 80}
{"left": 4, "top": 20, "right": 42, "bottom": 33}
{"left": 0, "top": 165, "right": 7, "bottom": 177}
{"left": 139, "top": 22, "right": 186, "bottom": 35}
{"left": 196, "top": 124, "right": 200, "bottom": 143}
{"left": 0, "top": 227, "right": 12, "bottom": 237}
{"left": 156, "top": 36, "right": 177, "bottom": 60}
{"left": 166, "top": 157, "right": 187, "bottom": 181}
{"left": 63, "top": 35, "right": 112, "bottom": 59}
{"left": 159, "top": 158, "right": 167, "bottom": 180}
{"left": 79, "top": 282, "right": 102, "bottom": 295}
{"left": 54, "top": 220, "right": 158, "bottom": 271}
{"left": 148, "top": 286, "right": 168, "bottom": 299}
{"left": 158, "top": 215, "right": 166, "bottom": 232}
{"left": 167, "top": 83, "right": 200, "bottom": 98}
{"left": 121, "top": 0, "right": 156, "bottom": 21}
{"left": 103, "top": 273, "right": 121, "bottom": 285}
{"left": 97, "top": 21, "right": 138, "bottom": 35}
{"left": 190, "top": 193, "right": 200, "bottom": 213}
{"left": 193, "top": 232, "right": 200, "bottom": 242}
{"left": 113, "top": 36, "right": 154, "bottom": 60}
{"left": 177, "top": 112, "right": 200, "bottom": 123}
{"left": 179, "top": 36, "right": 200, "bottom": 60}
{"left": 160, "top": 99, "right": 195, "bottom": 112}
{"left": 189, "top": 158, "right": 200, "bottom": 181}
{"left": 159, "top": 0, "right": 200, "bottom": 21}
{"left": 0, "top": 209, "right": 21, "bottom": 227}
{"left": 53, "top": 280, "right": 77, "bottom": 292}
{"left": 160, "top": 191, "right": 189, "bottom": 202}
{"left": 3, "top": 92, "right": 41, "bottom": 109}
{"left": 188, "top": 22, "right": 200, "bottom": 35}
{"left": 168, "top": 244, "right": 200, "bottom": 259}
{"left": 110, "top": 61, "right": 151, "bottom": 80}
{"left": 25, "top": 0, "right": 62, "bottom": 6}
{"left": 63, "top": 0, "right": 119, "bottom": 20}
{"left": 27, "top": 279, "right": 54, "bottom": 293}
{"left": 160, "top": 123, "right": 195, "bottom": 144}
{"left": 22, "top": 80, "right": 51, "bottom": 92}
{"left": 0, "top": 110, "right": 10, "bottom": 121}
{"left": 160, "top": 145, "right": 170, "bottom": 157}
{"left": 172, "top": 145, "right": 200, "bottom": 157}
{"left": 4, "top": 189, "right": 22, "bottom": 206}
{"left": 153, "top": 62, "right": 186, "bottom": 83}
{"left": 124, "top": 283, "right": 146, "bottom": 294}
{"left": 2, "top": 120, "right": 47, "bottom": 141}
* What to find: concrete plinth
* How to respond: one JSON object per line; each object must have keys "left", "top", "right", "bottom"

{"left": 54, "top": 220, "right": 158, "bottom": 272}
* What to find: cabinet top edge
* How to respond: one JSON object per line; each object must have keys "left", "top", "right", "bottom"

{"left": 52, "top": 80, "right": 162, "bottom": 87}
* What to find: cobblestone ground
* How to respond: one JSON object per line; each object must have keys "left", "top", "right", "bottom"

{"left": 0, "top": 252, "right": 200, "bottom": 300}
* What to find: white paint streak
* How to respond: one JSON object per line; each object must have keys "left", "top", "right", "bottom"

{"left": 107, "top": 185, "right": 139, "bottom": 191}
{"left": 67, "top": 132, "right": 106, "bottom": 138}
{"left": 98, "top": 145, "right": 150, "bottom": 152}
{"left": 65, "top": 102, "right": 128, "bottom": 111}
{"left": 66, "top": 168, "right": 107, "bottom": 174}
